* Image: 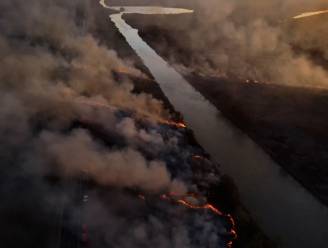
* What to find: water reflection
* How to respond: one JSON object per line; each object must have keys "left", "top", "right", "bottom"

{"left": 100, "top": 2, "right": 328, "bottom": 247}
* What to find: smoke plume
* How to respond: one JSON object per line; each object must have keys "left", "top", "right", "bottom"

{"left": 128, "top": 0, "right": 328, "bottom": 88}
{"left": 0, "top": 1, "right": 234, "bottom": 247}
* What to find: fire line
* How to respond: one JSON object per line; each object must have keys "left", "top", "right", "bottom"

{"left": 140, "top": 192, "right": 237, "bottom": 246}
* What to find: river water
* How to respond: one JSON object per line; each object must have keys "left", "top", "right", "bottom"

{"left": 100, "top": 2, "right": 328, "bottom": 247}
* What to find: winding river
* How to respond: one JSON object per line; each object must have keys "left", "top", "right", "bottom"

{"left": 100, "top": 1, "right": 328, "bottom": 247}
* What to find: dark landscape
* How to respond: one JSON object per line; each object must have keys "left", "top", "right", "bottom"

{"left": 0, "top": 1, "right": 260, "bottom": 247}
{"left": 125, "top": 12, "right": 328, "bottom": 206}
{"left": 1, "top": 0, "right": 328, "bottom": 248}
{"left": 93, "top": 2, "right": 275, "bottom": 247}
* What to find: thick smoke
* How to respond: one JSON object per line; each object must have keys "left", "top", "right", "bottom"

{"left": 0, "top": 0, "right": 166, "bottom": 117}
{"left": 39, "top": 128, "right": 184, "bottom": 193}
{"left": 193, "top": 0, "right": 328, "bottom": 88}
{"left": 0, "top": 0, "right": 231, "bottom": 247}
{"left": 130, "top": 0, "right": 328, "bottom": 88}
{"left": 0, "top": 0, "right": 173, "bottom": 189}
{"left": 82, "top": 190, "right": 231, "bottom": 248}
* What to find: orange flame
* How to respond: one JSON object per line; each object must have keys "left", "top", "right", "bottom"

{"left": 161, "top": 193, "right": 223, "bottom": 215}
{"left": 160, "top": 120, "right": 187, "bottom": 128}
{"left": 138, "top": 192, "right": 237, "bottom": 246}
{"left": 72, "top": 100, "right": 187, "bottom": 129}
{"left": 162, "top": 193, "right": 237, "bottom": 243}
{"left": 176, "top": 199, "right": 223, "bottom": 215}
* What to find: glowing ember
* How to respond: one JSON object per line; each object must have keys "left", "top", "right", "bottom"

{"left": 177, "top": 199, "right": 223, "bottom": 215}
{"left": 161, "top": 193, "right": 223, "bottom": 215}
{"left": 65, "top": 97, "right": 189, "bottom": 131}
{"left": 71, "top": 100, "right": 187, "bottom": 129}
{"left": 293, "top": 10, "right": 328, "bottom": 19}
{"left": 137, "top": 192, "right": 237, "bottom": 246}
{"left": 161, "top": 193, "right": 237, "bottom": 243}
{"left": 161, "top": 120, "right": 187, "bottom": 128}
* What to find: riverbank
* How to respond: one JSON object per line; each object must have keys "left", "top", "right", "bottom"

{"left": 90, "top": 2, "right": 276, "bottom": 247}
{"left": 186, "top": 74, "right": 328, "bottom": 206}
{"left": 124, "top": 13, "right": 328, "bottom": 207}
{"left": 129, "top": 75, "right": 275, "bottom": 248}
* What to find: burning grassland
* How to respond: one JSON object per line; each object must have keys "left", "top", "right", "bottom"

{"left": 0, "top": 0, "right": 236, "bottom": 247}
{"left": 124, "top": 0, "right": 328, "bottom": 89}
{"left": 81, "top": 188, "right": 236, "bottom": 248}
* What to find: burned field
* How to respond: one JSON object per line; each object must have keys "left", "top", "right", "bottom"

{"left": 0, "top": 1, "right": 243, "bottom": 247}
{"left": 4, "top": 0, "right": 328, "bottom": 247}
{"left": 124, "top": 12, "right": 328, "bottom": 207}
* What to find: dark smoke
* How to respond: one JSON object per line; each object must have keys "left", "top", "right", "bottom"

{"left": 0, "top": 0, "right": 232, "bottom": 247}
